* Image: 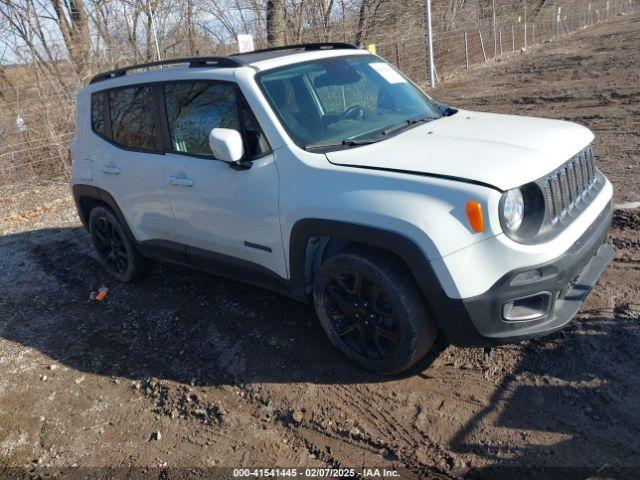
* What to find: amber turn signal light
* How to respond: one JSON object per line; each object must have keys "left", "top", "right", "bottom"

{"left": 465, "top": 201, "right": 484, "bottom": 233}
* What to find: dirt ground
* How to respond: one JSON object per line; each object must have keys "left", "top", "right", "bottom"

{"left": 1, "top": 12, "right": 640, "bottom": 480}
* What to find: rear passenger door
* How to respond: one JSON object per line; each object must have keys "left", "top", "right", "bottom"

{"left": 92, "top": 86, "right": 174, "bottom": 243}
{"left": 160, "top": 81, "right": 286, "bottom": 279}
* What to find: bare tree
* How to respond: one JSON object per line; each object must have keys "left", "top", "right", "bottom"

{"left": 185, "top": 0, "right": 196, "bottom": 53}
{"left": 0, "top": 0, "right": 66, "bottom": 81}
{"left": 50, "top": 0, "right": 91, "bottom": 77}
{"left": 307, "top": 0, "right": 335, "bottom": 40}
{"left": 0, "top": 66, "right": 14, "bottom": 101}
{"left": 266, "top": 0, "right": 285, "bottom": 46}
{"left": 355, "top": 0, "right": 382, "bottom": 46}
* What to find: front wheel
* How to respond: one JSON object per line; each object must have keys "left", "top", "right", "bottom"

{"left": 313, "top": 248, "right": 437, "bottom": 375}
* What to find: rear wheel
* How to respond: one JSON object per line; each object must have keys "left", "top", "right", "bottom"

{"left": 313, "top": 248, "right": 437, "bottom": 375}
{"left": 89, "top": 205, "right": 150, "bottom": 283}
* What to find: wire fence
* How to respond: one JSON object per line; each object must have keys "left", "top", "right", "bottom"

{"left": 0, "top": 0, "right": 637, "bottom": 199}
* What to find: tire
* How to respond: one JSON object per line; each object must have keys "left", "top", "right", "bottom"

{"left": 88, "top": 205, "right": 150, "bottom": 283}
{"left": 313, "top": 248, "right": 438, "bottom": 375}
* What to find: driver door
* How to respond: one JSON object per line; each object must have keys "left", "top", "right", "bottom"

{"left": 160, "top": 80, "right": 286, "bottom": 280}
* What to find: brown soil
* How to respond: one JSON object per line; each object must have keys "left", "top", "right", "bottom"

{"left": 435, "top": 13, "right": 640, "bottom": 206}
{"left": 1, "top": 12, "right": 639, "bottom": 480}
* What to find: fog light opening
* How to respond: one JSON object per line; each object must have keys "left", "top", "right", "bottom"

{"left": 510, "top": 269, "right": 542, "bottom": 286}
{"left": 502, "top": 292, "right": 552, "bottom": 322}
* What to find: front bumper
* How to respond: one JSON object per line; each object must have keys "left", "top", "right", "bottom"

{"left": 436, "top": 202, "right": 613, "bottom": 346}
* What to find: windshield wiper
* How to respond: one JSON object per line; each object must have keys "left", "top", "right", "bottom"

{"left": 304, "top": 138, "right": 379, "bottom": 151}
{"left": 381, "top": 116, "right": 435, "bottom": 136}
{"left": 304, "top": 115, "right": 436, "bottom": 151}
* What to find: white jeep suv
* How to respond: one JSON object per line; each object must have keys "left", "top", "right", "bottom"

{"left": 70, "top": 43, "right": 613, "bottom": 374}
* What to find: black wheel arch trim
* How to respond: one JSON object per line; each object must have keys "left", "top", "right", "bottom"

{"left": 288, "top": 218, "right": 452, "bottom": 301}
{"left": 72, "top": 183, "right": 137, "bottom": 241}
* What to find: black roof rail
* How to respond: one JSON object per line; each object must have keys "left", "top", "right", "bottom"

{"left": 232, "top": 42, "right": 357, "bottom": 57}
{"left": 90, "top": 56, "right": 242, "bottom": 84}
{"left": 89, "top": 44, "right": 358, "bottom": 84}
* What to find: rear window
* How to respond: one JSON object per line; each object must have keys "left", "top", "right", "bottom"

{"left": 109, "top": 86, "right": 158, "bottom": 151}
{"left": 91, "top": 92, "right": 106, "bottom": 136}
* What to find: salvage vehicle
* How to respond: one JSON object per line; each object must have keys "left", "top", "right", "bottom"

{"left": 70, "top": 43, "right": 613, "bottom": 374}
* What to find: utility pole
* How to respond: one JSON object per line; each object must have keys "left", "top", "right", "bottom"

{"left": 425, "top": 0, "right": 436, "bottom": 87}
{"left": 557, "top": 6, "right": 562, "bottom": 37}
{"left": 492, "top": 0, "right": 498, "bottom": 57}
{"left": 523, "top": 0, "right": 527, "bottom": 50}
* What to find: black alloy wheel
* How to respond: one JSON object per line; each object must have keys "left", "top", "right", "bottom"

{"left": 313, "top": 248, "right": 438, "bottom": 375}
{"left": 323, "top": 270, "right": 401, "bottom": 360}
{"left": 88, "top": 205, "right": 150, "bottom": 283}
{"left": 93, "top": 214, "right": 129, "bottom": 274}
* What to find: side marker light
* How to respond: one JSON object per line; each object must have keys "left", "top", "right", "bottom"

{"left": 466, "top": 201, "right": 484, "bottom": 233}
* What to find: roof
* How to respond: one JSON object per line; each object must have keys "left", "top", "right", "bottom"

{"left": 231, "top": 42, "right": 357, "bottom": 65}
{"left": 89, "top": 43, "right": 359, "bottom": 84}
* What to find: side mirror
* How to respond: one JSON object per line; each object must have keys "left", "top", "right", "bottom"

{"left": 209, "top": 128, "right": 244, "bottom": 164}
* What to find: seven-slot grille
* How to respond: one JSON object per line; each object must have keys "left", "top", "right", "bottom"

{"left": 544, "top": 146, "right": 597, "bottom": 224}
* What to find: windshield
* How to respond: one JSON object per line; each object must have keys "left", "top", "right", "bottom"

{"left": 257, "top": 54, "right": 442, "bottom": 150}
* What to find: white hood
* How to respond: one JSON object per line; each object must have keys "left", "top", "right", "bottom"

{"left": 325, "top": 110, "right": 594, "bottom": 191}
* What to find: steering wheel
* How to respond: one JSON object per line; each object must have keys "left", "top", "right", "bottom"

{"left": 342, "top": 105, "right": 365, "bottom": 121}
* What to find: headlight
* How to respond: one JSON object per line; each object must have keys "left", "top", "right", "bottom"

{"left": 502, "top": 188, "right": 524, "bottom": 233}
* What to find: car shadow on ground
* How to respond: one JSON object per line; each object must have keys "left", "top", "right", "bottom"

{"left": 0, "top": 227, "right": 446, "bottom": 386}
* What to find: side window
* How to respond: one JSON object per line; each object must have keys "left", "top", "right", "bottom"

{"left": 164, "top": 82, "right": 239, "bottom": 156}
{"left": 109, "top": 86, "right": 158, "bottom": 151}
{"left": 91, "top": 92, "right": 106, "bottom": 136}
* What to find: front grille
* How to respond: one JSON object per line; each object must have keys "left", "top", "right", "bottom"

{"left": 544, "top": 146, "right": 597, "bottom": 224}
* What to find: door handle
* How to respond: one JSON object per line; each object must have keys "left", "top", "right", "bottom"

{"left": 169, "top": 176, "right": 194, "bottom": 187}
{"left": 101, "top": 165, "right": 120, "bottom": 175}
